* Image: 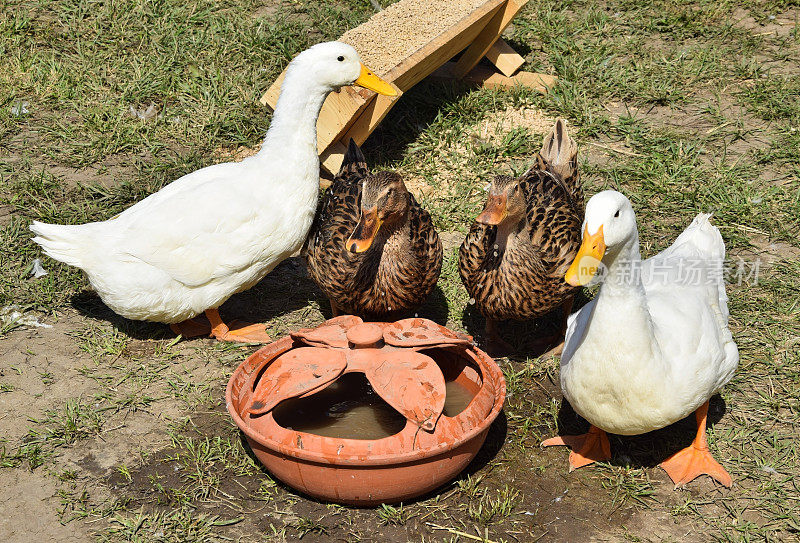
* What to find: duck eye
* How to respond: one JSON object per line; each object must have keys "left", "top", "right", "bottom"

{"left": 337, "top": 55, "right": 345, "bottom": 62}
{"left": 614, "top": 210, "right": 620, "bottom": 218}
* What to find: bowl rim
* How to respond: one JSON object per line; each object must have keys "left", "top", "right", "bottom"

{"left": 226, "top": 337, "right": 506, "bottom": 467}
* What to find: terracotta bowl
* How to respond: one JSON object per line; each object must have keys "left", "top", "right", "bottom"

{"left": 226, "top": 316, "right": 506, "bottom": 506}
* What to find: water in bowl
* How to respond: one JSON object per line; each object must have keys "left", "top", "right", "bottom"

{"left": 271, "top": 372, "right": 475, "bottom": 439}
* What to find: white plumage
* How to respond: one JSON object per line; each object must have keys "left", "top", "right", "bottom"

{"left": 544, "top": 190, "right": 738, "bottom": 487}
{"left": 31, "top": 155, "right": 316, "bottom": 323}
{"left": 560, "top": 191, "right": 738, "bottom": 435}
{"left": 31, "top": 42, "right": 395, "bottom": 335}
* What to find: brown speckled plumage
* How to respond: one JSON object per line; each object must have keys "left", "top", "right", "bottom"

{"left": 303, "top": 140, "right": 442, "bottom": 318}
{"left": 459, "top": 120, "right": 583, "bottom": 323}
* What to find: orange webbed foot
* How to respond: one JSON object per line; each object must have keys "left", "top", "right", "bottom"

{"left": 171, "top": 311, "right": 271, "bottom": 343}
{"left": 543, "top": 341, "right": 564, "bottom": 357}
{"left": 170, "top": 317, "right": 212, "bottom": 338}
{"left": 542, "top": 425, "right": 611, "bottom": 471}
{"left": 660, "top": 444, "right": 732, "bottom": 488}
{"left": 211, "top": 320, "right": 272, "bottom": 343}
{"left": 527, "top": 335, "right": 562, "bottom": 358}
{"left": 203, "top": 308, "right": 271, "bottom": 344}
{"left": 659, "top": 400, "right": 732, "bottom": 489}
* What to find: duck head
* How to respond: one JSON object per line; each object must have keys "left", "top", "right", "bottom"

{"left": 347, "top": 172, "right": 409, "bottom": 253}
{"left": 565, "top": 190, "right": 637, "bottom": 286}
{"left": 475, "top": 175, "right": 526, "bottom": 228}
{"left": 290, "top": 41, "right": 397, "bottom": 96}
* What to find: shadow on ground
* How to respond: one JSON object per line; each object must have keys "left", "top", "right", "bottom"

{"left": 551, "top": 394, "right": 728, "bottom": 470}
{"left": 461, "top": 288, "right": 595, "bottom": 358}
{"left": 70, "top": 256, "right": 324, "bottom": 340}
{"left": 361, "top": 79, "right": 488, "bottom": 167}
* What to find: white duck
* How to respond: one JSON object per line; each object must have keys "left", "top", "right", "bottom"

{"left": 542, "top": 190, "right": 739, "bottom": 488}
{"left": 30, "top": 42, "right": 396, "bottom": 342}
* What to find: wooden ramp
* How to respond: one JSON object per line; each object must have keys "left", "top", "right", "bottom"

{"left": 260, "top": 0, "right": 556, "bottom": 175}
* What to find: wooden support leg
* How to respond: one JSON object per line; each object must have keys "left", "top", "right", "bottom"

{"left": 485, "top": 38, "right": 526, "bottom": 77}
{"left": 320, "top": 92, "right": 402, "bottom": 175}
{"left": 434, "top": 62, "right": 558, "bottom": 92}
{"left": 450, "top": 0, "right": 527, "bottom": 79}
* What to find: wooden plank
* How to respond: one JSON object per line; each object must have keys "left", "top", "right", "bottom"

{"left": 485, "top": 38, "right": 525, "bottom": 77}
{"left": 320, "top": 140, "right": 348, "bottom": 175}
{"left": 256, "top": 0, "right": 525, "bottom": 172}
{"left": 260, "top": 73, "right": 282, "bottom": 107}
{"left": 432, "top": 63, "right": 556, "bottom": 92}
{"left": 262, "top": 0, "right": 506, "bottom": 99}
{"left": 315, "top": 89, "right": 375, "bottom": 153}
{"left": 318, "top": 91, "right": 402, "bottom": 175}
{"left": 384, "top": 0, "right": 506, "bottom": 90}
{"left": 340, "top": 94, "right": 398, "bottom": 150}
{"left": 261, "top": 0, "right": 505, "bottom": 101}
{"left": 450, "top": 0, "right": 528, "bottom": 79}
{"left": 465, "top": 66, "right": 557, "bottom": 92}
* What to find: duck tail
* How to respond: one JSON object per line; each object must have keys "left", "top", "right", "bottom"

{"left": 690, "top": 213, "right": 733, "bottom": 325}
{"left": 538, "top": 119, "right": 583, "bottom": 210}
{"left": 686, "top": 213, "right": 726, "bottom": 260}
{"left": 337, "top": 138, "right": 368, "bottom": 178}
{"left": 30, "top": 221, "right": 90, "bottom": 268}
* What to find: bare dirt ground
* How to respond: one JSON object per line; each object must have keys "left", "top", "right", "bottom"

{"left": 0, "top": 293, "right": 712, "bottom": 542}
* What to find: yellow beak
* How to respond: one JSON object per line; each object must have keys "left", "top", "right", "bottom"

{"left": 347, "top": 207, "right": 382, "bottom": 253}
{"left": 354, "top": 64, "right": 398, "bottom": 96}
{"left": 565, "top": 225, "right": 606, "bottom": 286}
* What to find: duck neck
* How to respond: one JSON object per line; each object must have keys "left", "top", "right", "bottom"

{"left": 494, "top": 216, "right": 523, "bottom": 253}
{"left": 258, "top": 67, "right": 331, "bottom": 167}
{"left": 587, "top": 232, "right": 661, "bottom": 359}
{"left": 375, "top": 209, "right": 411, "bottom": 254}
{"left": 600, "top": 233, "right": 643, "bottom": 294}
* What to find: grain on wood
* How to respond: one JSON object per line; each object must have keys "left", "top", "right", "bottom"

{"left": 339, "top": 0, "right": 491, "bottom": 75}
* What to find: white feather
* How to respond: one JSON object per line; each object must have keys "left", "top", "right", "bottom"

{"left": 560, "top": 192, "right": 739, "bottom": 435}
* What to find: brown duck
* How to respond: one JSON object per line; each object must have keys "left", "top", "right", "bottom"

{"left": 303, "top": 140, "right": 442, "bottom": 318}
{"left": 458, "top": 119, "right": 584, "bottom": 353}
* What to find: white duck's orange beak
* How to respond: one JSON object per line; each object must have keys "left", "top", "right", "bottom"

{"left": 354, "top": 64, "right": 398, "bottom": 96}
{"left": 565, "top": 225, "right": 606, "bottom": 286}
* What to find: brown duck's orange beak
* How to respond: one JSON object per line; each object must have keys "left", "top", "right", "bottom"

{"left": 347, "top": 207, "right": 382, "bottom": 253}
{"left": 354, "top": 64, "right": 398, "bottom": 96}
{"left": 565, "top": 225, "right": 606, "bottom": 286}
{"left": 476, "top": 194, "right": 507, "bottom": 225}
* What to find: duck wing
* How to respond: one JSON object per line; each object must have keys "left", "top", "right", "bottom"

{"left": 519, "top": 169, "right": 583, "bottom": 275}
{"left": 537, "top": 118, "right": 583, "bottom": 215}
{"left": 643, "top": 214, "right": 738, "bottom": 390}
{"left": 303, "top": 139, "right": 365, "bottom": 296}
{"left": 458, "top": 220, "right": 494, "bottom": 292}
{"left": 643, "top": 213, "right": 726, "bottom": 304}
{"left": 406, "top": 193, "right": 443, "bottom": 301}
{"left": 515, "top": 118, "right": 583, "bottom": 273}
{"left": 121, "top": 162, "right": 292, "bottom": 287}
